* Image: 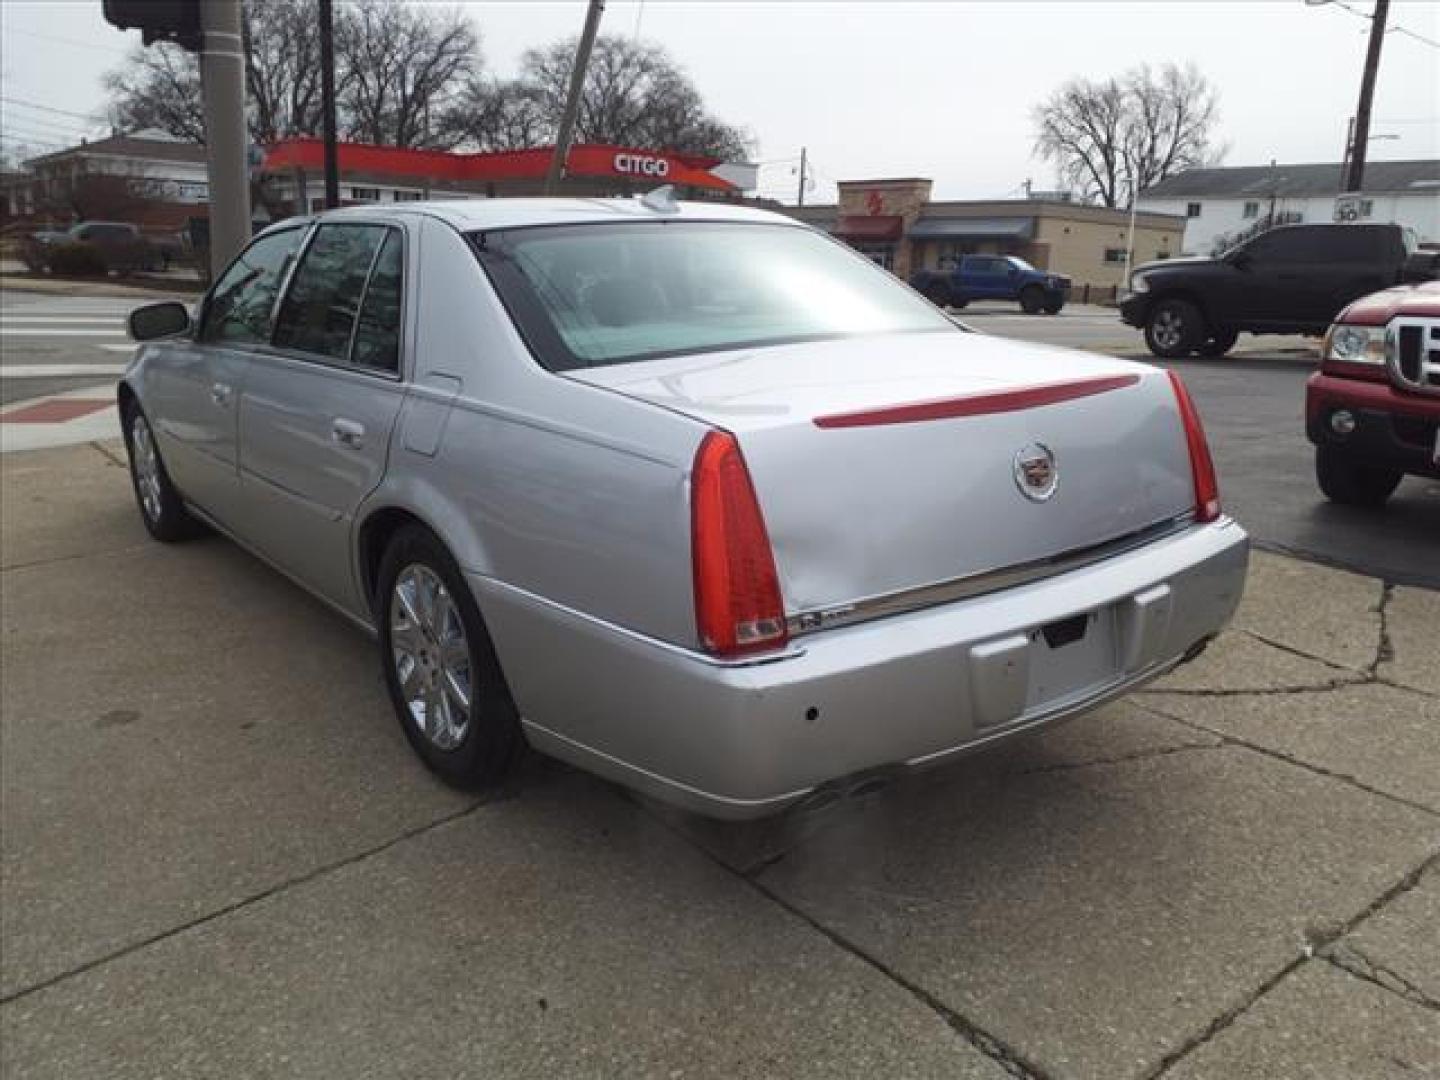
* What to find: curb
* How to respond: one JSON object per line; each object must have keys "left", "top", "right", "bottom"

{"left": 0, "top": 274, "right": 202, "bottom": 300}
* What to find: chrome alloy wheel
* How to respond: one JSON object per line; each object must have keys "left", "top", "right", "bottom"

{"left": 1152, "top": 308, "right": 1185, "bottom": 352}
{"left": 129, "top": 413, "right": 164, "bottom": 523}
{"left": 391, "top": 564, "right": 472, "bottom": 751}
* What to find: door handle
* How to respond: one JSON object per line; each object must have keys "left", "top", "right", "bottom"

{"left": 210, "top": 382, "right": 232, "bottom": 406}
{"left": 331, "top": 418, "right": 365, "bottom": 449}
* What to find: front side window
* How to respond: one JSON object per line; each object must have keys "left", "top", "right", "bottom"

{"left": 273, "top": 224, "right": 388, "bottom": 362}
{"left": 478, "top": 221, "right": 955, "bottom": 371}
{"left": 200, "top": 226, "right": 306, "bottom": 345}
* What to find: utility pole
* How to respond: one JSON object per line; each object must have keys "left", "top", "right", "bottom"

{"left": 1346, "top": 0, "right": 1389, "bottom": 192}
{"left": 545, "top": 0, "right": 605, "bottom": 195}
{"left": 797, "top": 147, "right": 808, "bottom": 207}
{"left": 198, "top": 0, "right": 251, "bottom": 275}
{"left": 319, "top": 0, "right": 340, "bottom": 209}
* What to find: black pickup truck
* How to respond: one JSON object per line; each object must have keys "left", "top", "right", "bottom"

{"left": 1119, "top": 222, "right": 1433, "bottom": 358}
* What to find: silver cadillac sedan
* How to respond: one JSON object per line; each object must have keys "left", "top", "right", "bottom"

{"left": 120, "top": 197, "right": 1248, "bottom": 819}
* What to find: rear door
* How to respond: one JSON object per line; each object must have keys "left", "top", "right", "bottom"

{"left": 235, "top": 222, "right": 409, "bottom": 612}
{"left": 142, "top": 225, "right": 308, "bottom": 526}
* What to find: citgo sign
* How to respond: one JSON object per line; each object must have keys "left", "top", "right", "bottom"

{"left": 613, "top": 153, "right": 671, "bottom": 178}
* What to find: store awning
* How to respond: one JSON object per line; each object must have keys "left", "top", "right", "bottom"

{"left": 833, "top": 214, "right": 903, "bottom": 241}
{"left": 908, "top": 217, "right": 1034, "bottom": 241}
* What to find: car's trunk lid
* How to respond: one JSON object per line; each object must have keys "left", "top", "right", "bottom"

{"left": 569, "top": 330, "right": 1198, "bottom": 614}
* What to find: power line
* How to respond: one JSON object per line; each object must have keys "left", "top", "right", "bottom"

{"left": 1, "top": 97, "right": 105, "bottom": 124}
{"left": 3, "top": 27, "right": 132, "bottom": 55}
{"left": 1311, "top": 0, "right": 1440, "bottom": 49}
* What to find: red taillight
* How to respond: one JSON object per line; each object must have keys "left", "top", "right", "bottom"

{"left": 1167, "top": 371, "right": 1221, "bottom": 523}
{"left": 690, "top": 430, "right": 787, "bottom": 657}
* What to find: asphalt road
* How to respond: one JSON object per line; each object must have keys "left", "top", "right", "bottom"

{"left": 0, "top": 292, "right": 138, "bottom": 405}
{"left": 4, "top": 291, "right": 1435, "bottom": 587}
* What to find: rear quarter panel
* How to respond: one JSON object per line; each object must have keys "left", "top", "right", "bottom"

{"left": 358, "top": 215, "right": 706, "bottom": 647}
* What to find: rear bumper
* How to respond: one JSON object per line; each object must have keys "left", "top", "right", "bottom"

{"left": 472, "top": 518, "right": 1249, "bottom": 819}
{"left": 1306, "top": 372, "right": 1440, "bottom": 478}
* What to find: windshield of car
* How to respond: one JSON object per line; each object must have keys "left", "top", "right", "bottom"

{"left": 1005, "top": 255, "right": 1037, "bottom": 273}
{"left": 476, "top": 220, "right": 956, "bottom": 370}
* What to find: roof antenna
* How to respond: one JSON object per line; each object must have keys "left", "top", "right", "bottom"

{"left": 640, "top": 184, "right": 679, "bottom": 213}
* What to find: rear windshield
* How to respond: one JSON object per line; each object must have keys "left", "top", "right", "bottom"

{"left": 474, "top": 220, "right": 955, "bottom": 370}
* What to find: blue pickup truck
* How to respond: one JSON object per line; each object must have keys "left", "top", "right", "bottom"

{"left": 910, "top": 255, "right": 1070, "bottom": 314}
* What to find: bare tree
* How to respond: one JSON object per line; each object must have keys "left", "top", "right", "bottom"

{"left": 104, "top": 1, "right": 477, "bottom": 149}
{"left": 335, "top": 0, "right": 478, "bottom": 149}
{"left": 441, "top": 76, "right": 551, "bottom": 151}
{"left": 446, "top": 35, "right": 750, "bottom": 159}
{"left": 104, "top": 44, "right": 206, "bottom": 144}
{"left": 1033, "top": 63, "right": 1223, "bottom": 207}
{"left": 245, "top": 0, "right": 326, "bottom": 142}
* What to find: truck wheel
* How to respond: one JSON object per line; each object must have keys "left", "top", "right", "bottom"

{"left": 1019, "top": 285, "right": 1045, "bottom": 314}
{"left": 1315, "top": 446, "right": 1402, "bottom": 507}
{"left": 922, "top": 283, "right": 951, "bottom": 309}
{"left": 1042, "top": 294, "right": 1064, "bottom": 315}
{"left": 1197, "top": 328, "right": 1239, "bottom": 357}
{"left": 1145, "top": 299, "right": 1203, "bottom": 359}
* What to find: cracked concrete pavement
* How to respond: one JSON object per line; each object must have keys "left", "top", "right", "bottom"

{"left": 2, "top": 443, "right": 1437, "bottom": 1079}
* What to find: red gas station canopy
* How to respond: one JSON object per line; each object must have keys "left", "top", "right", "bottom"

{"left": 262, "top": 139, "right": 738, "bottom": 193}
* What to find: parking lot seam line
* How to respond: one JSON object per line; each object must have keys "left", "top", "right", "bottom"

{"left": 1321, "top": 944, "right": 1440, "bottom": 1013}
{"left": 1137, "top": 678, "right": 1364, "bottom": 698}
{"left": 1237, "top": 629, "right": 1371, "bottom": 677}
{"left": 1132, "top": 700, "right": 1440, "bottom": 820}
{"left": 622, "top": 792, "right": 1054, "bottom": 1080}
{"left": 1147, "top": 849, "right": 1440, "bottom": 1079}
{"left": 1013, "top": 740, "right": 1223, "bottom": 777}
{"left": 1368, "top": 582, "right": 1396, "bottom": 679}
{"left": 0, "top": 799, "right": 486, "bottom": 1007}
{"left": 87, "top": 439, "right": 126, "bottom": 469}
{"left": 0, "top": 541, "right": 154, "bottom": 575}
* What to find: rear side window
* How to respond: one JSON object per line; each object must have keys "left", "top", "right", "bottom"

{"left": 274, "top": 224, "right": 388, "bottom": 362}
{"left": 350, "top": 231, "right": 403, "bottom": 372}
{"left": 200, "top": 227, "right": 306, "bottom": 345}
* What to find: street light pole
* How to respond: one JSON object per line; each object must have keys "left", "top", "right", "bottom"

{"left": 198, "top": 0, "right": 251, "bottom": 275}
{"left": 545, "top": 0, "right": 605, "bottom": 195}
{"left": 319, "top": 0, "right": 340, "bottom": 210}
{"left": 1346, "top": 0, "right": 1389, "bottom": 192}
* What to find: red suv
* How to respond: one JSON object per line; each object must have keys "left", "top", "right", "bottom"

{"left": 1306, "top": 281, "right": 1439, "bottom": 506}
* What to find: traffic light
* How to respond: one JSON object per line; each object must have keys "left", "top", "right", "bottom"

{"left": 101, "top": 0, "right": 202, "bottom": 51}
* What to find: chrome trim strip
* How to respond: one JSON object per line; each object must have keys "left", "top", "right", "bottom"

{"left": 787, "top": 512, "right": 1200, "bottom": 637}
{"left": 468, "top": 574, "right": 808, "bottom": 669}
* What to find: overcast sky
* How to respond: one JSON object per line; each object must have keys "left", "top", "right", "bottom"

{"left": 2, "top": 0, "right": 1436, "bottom": 202}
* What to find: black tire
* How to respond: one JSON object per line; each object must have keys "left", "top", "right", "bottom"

{"left": 377, "top": 525, "right": 523, "bottom": 791}
{"left": 950, "top": 296, "right": 968, "bottom": 309}
{"left": 1315, "top": 446, "right": 1402, "bottom": 507}
{"left": 1144, "top": 298, "right": 1204, "bottom": 359}
{"left": 922, "top": 282, "right": 951, "bottom": 309}
{"left": 1198, "top": 327, "right": 1239, "bottom": 357}
{"left": 1042, "top": 294, "right": 1064, "bottom": 315}
{"left": 121, "top": 400, "right": 204, "bottom": 542}
{"left": 1019, "top": 285, "right": 1045, "bottom": 314}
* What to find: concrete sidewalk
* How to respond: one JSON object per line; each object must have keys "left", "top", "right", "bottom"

{"left": 1, "top": 442, "right": 1436, "bottom": 1079}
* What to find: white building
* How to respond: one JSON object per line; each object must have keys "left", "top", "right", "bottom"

{"left": 1137, "top": 159, "right": 1440, "bottom": 255}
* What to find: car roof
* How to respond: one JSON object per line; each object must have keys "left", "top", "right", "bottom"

{"left": 273, "top": 197, "right": 803, "bottom": 234}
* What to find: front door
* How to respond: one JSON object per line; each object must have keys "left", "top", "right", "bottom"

{"left": 236, "top": 223, "right": 408, "bottom": 613}
{"left": 145, "top": 225, "right": 308, "bottom": 526}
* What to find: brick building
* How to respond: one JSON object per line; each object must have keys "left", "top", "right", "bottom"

{"left": 784, "top": 178, "right": 1185, "bottom": 290}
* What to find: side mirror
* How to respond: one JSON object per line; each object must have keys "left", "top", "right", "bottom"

{"left": 128, "top": 301, "right": 191, "bottom": 341}
{"left": 1228, "top": 251, "right": 1253, "bottom": 271}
